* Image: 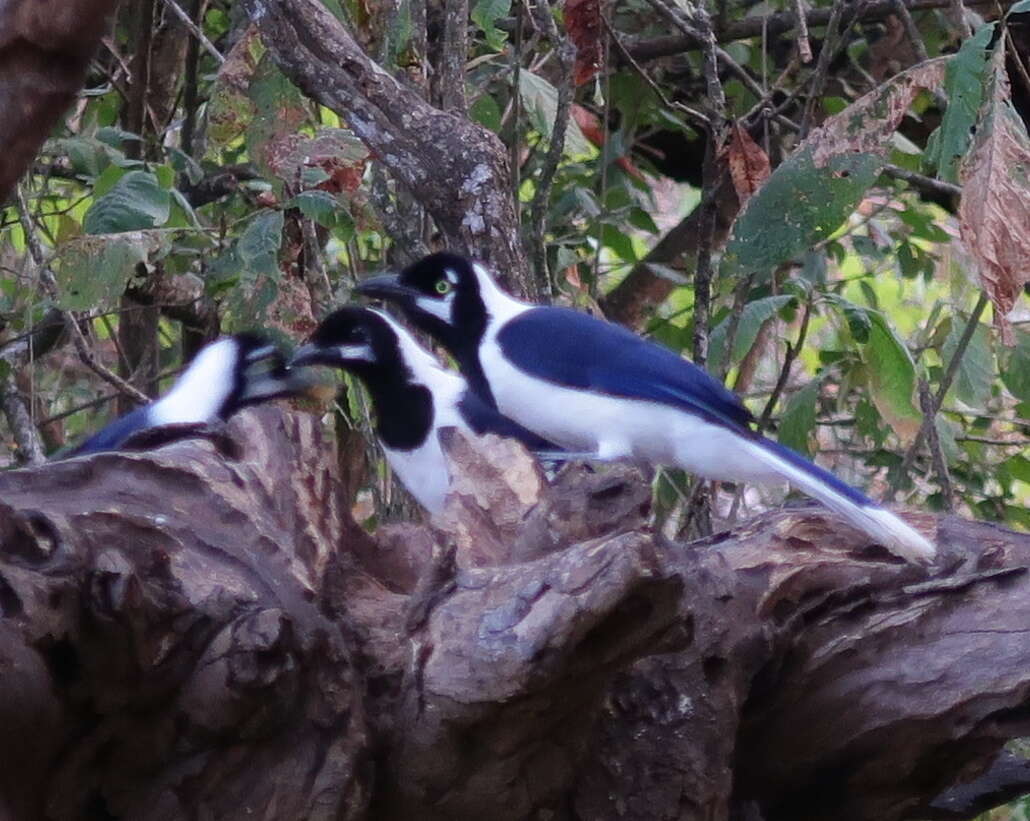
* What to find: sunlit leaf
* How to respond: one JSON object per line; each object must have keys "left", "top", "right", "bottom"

{"left": 518, "top": 71, "right": 594, "bottom": 158}
{"left": 864, "top": 310, "right": 922, "bottom": 441}
{"left": 471, "top": 0, "right": 510, "bottom": 52}
{"left": 54, "top": 232, "right": 162, "bottom": 310}
{"left": 83, "top": 171, "right": 171, "bottom": 234}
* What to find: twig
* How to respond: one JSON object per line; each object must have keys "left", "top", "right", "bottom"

{"left": 510, "top": 0, "right": 524, "bottom": 217}
{"left": 799, "top": 0, "right": 846, "bottom": 138}
{"left": 625, "top": 0, "right": 1013, "bottom": 60}
{"left": 919, "top": 379, "right": 954, "bottom": 510}
{"left": 15, "top": 187, "right": 150, "bottom": 405}
{"left": 603, "top": 14, "right": 710, "bottom": 131}
{"left": 793, "top": 0, "right": 813, "bottom": 63}
{"left": 758, "top": 295, "right": 813, "bottom": 433}
{"left": 949, "top": 0, "right": 972, "bottom": 38}
{"left": 883, "top": 163, "right": 961, "bottom": 199}
{"left": 719, "top": 274, "right": 756, "bottom": 381}
{"left": 528, "top": 0, "right": 576, "bottom": 300}
{"left": 158, "top": 0, "right": 225, "bottom": 64}
{"left": 891, "top": 0, "right": 930, "bottom": 63}
{"left": 896, "top": 292, "right": 990, "bottom": 487}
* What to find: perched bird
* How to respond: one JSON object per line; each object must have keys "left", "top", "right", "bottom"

{"left": 288, "top": 306, "right": 557, "bottom": 514}
{"left": 356, "top": 251, "right": 935, "bottom": 563}
{"left": 67, "top": 333, "right": 311, "bottom": 457}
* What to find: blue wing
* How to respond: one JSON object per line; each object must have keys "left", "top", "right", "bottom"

{"left": 457, "top": 389, "right": 561, "bottom": 451}
{"left": 66, "top": 406, "right": 154, "bottom": 457}
{"left": 496, "top": 307, "right": 753, "bottom": 430}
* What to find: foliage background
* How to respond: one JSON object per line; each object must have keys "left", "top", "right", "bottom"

{"left": 1, "top": 3, "right": 1028, "bottom": 550}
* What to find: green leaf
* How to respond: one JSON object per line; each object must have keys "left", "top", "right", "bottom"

{"left": 1001, "top": 329, "right": 1030, "bottom": 400}
{"left": 722, "top": 58, "right": 946, "bottom": 277}
{"left": 291, "top": 190, "right": 354, "bottom": 237}
{"left": 864, "top": 310, "right": 922, "bottom": 439}
{"left": 708, "top": 294, "right": 794, "bottom": 376}
{"left": 778, "top": 378, "right": 821, "bottom": 457}
{"left": 941, "top": 317, "right": 993, "bottom": 408}
{"left": 1010, "top": 0, "right": 1030, "bottom": 13}
{"left": 54, "top": 232, "right": 160, "bottom": 310}
{"left": 518, "top": 71, "right": 594, "bottom": 158}
{"left": 827, "top": 294, "right": 872, "bottom": 343}
{"left": 470, "top": 94, "right": 503, "bottom": 133}
{"left": 923, "top": 23, "right": 995, "bottom": 183}
{"left": 83, "top": 171, "right": 171, "bottom": 234}
{"left": 471, "top": 0, "right": 511, "bottom": 51}
{"left": 600, "top": 223, "right": 637, "bottom": 262}
{"left": 238, "top": 210, "right": 284, "bottom": 279}
{"left": 1004, "top": 453, "right": 1030, "bottom": 483}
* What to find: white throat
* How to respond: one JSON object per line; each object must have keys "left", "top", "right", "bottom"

{"left": 470, "top": 262, "right": 531, "bottom": 327}
{"left": 149, "top": 337, "right": 239, "bottom": 425}
{"left": 373, "top": 310, "right": 465, "bottom": 398}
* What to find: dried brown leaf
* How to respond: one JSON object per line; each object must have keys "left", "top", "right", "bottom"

{"left": 958, "top": 47, "right": 1030, "bottom": 343}
{"left": 565, "top": 0, "right": 602, "bottom": 86}
{"left": 810, "top": 58, "right": 947, "bottom": 168}
{"left": 725, "top": 122, "right": 771, "bottom": 204}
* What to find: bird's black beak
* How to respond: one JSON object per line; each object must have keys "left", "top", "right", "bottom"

{"left": 288, "top": 342, "right": 332, "bottom": 368}
{"left": 355, "top": 273, "right": 415, "bottom": 302}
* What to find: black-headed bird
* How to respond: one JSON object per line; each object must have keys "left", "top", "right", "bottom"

{"left": 355, "top": 251, "right": 935, "bottom": 563}
{"left": 289, "top": 305, "right": 557, "bottom": 514}
{"left": 67, "top": 333, "right": 310, "bottom": 457}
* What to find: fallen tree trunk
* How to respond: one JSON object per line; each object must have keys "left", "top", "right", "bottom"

{"left": 0, "top": 407, "right": 1027, "bottom": 820}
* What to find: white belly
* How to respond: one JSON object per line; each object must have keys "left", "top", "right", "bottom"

{"left": 480, "top": 336, "right": 782, "bottom": 484}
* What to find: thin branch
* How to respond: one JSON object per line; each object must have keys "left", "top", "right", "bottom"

{"left": 510, "top": 0, "right": 524, "bottom": 217}
{"left": 891, "top": 0, "right": 930, "bottom": 63}
{"left": 157, "top": 0, "right": 225, "bottom": 64}
{"left": 799, "top": 0, "right": 845, "bottom": 138}
{"left": 758, "top": 295, "right": 813, "bottom": 433}
{"left": 883, "top": 163, "right": 961, "bottom": 199}
{"left": 528, "top": 0, "right": 576, "bottom": 300}
{"left": 919, "top": 379, "right": 954, "bottom": 510}
{"left": 624, "top": 0, "right": 1013, "bottom": 60}
{"left": 793, "top": 0, "right": 813, "bottom": 63}
{"left": 603, "top": 14, "right": 710, "bottom": 131}
{"left": 896, "top": 292, "right": 991, "bottom": 487}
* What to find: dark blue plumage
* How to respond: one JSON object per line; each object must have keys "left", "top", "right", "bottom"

{"left": 497, "top": 307, "right": 753, "bottom": 431}
{"left": 70, "top": 406, "right": 153, "bottom": 456}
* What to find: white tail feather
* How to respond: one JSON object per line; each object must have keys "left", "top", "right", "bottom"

{"left": 741, "top": 439, "right": 936, "bottom": 564}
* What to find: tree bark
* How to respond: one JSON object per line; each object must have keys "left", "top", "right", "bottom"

{"left": 0, "top": 410, "right": 1028, "bottom": 820}
{"left": 0, "top": 0, "right": 120, "bottom": 204}
{"left": 240, "top": 0, "right": 534, "bottom": 298}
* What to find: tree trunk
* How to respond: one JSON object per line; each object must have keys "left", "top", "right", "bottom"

{"left": 0, "top": 408, "right": 1027, "bottom": 820}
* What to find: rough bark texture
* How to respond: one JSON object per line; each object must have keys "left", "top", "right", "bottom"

{"left": 2, "top": 409, "right": 1029, "bottom": 820}
{"left": 241, "top": 0, "right": 533, "bottom": 297}
{"left": 0, "top": 0, "right": 120, "bottom": 203}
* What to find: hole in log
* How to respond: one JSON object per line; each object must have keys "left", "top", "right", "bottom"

{"left": 38, "top": 635, "right": 81, "bottom": 687}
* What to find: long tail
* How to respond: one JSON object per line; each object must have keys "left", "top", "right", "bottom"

{"left": 741, "top": 436, "right": 935, "bottom": 564}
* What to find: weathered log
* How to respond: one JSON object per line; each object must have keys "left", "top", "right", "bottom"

{"left": 0, "top": 409, "right": 1027, "bottom": 820}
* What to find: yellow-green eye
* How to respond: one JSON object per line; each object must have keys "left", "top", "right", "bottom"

{"left": 435, "top": 279, "right": 452, "bottom": 295}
